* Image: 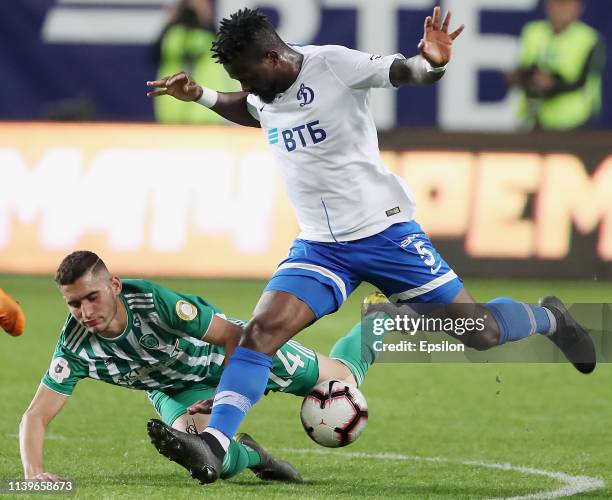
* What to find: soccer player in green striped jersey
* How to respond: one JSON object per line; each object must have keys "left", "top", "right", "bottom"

{"left": 19, "top": 251, "right": 379, "bottom": 483}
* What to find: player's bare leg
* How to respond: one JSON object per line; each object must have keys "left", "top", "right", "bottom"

{"left": 240, "top": 290, "right": 317, "bottom": 354}
{"left": 445, "top": 287, "right": 501, "bottom": 350}
{"left": 316, "top": 353, "right": 357, "bottom": 386}
{"left": 173, "top": 413, "right": 209, "bottom": 434}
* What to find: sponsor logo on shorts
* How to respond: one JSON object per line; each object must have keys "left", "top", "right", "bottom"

{"left": 176, "top": 300, "right": 198, "bottom": 321}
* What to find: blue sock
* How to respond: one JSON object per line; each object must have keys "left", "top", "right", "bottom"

{"left": 207, "top": 346, "right": 272, "bottom": 439}
{"left": 486, "top": 297, "right": 555, "bottom": 345}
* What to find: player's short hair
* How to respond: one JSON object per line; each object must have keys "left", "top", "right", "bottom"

{"left": 55, "top": 251, "right": 108, "bottom": 285}
{"left": 211, "top": 8, "right": 283, "bottom": 64}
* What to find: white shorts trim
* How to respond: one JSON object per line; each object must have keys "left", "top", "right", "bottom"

{"left": 389, "top": 270, "right": 458, "bottom": 302}
{"left": 276, "top": 262, "right": 347, "bottom": 302}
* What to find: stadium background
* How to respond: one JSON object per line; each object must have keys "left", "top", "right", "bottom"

{"left": 1, "top": 1, "right": 612, "bottom": 498}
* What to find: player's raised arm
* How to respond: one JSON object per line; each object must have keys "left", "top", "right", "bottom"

{"left": 146, "top": 73, "right": 260, "bottom": 128}
{"left": 390, "top": 6, "right": 464, "bottom": 86}
{"left": 19, "top": 384, "right": 70, "bottom": 481}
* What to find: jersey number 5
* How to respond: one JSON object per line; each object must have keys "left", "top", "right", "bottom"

{"left": 414, "top": 240, "right": 442, "bottom": 274}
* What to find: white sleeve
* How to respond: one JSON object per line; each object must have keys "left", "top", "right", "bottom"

{"left": 320, "top": 45, "right": 405, "bottom": 90}
{"left": 246, "top": 94, "right": 262, "bottom": 121}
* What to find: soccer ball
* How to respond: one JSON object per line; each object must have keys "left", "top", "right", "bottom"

{"left": 300, "top": 380, "right": 368, "bottom": 447}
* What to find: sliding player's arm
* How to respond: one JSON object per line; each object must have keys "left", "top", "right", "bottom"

{"left": 19, "top": 384, "right": 69, "bottom": 481}
{"left": 202, "top": 315, "right": 244, "bottom": 362}
{"left": 22, "top": 327, "right": 87, "bottom": 481}
{"left": 389, "top": 6, "right": 464, "bottom": 86}
{"left": 146, "top": 73, "right": 260, "bottom": 128}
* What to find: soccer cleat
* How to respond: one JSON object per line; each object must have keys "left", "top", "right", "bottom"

{"left": 362, "top": 291, "right": 395, "bottom": 318}
{"left": 363, "top": 291, "right": 389, "bottom": 306}
{"left": 539, "top": 296, "right": 596, "bottom": 374}
{"left": 235, "top": 432, "right": 303, "bottom": 483}
{"left": 147, "top": 419, "right": 222, "bottom": 484}
{"left": 0, "top": 289, "right": 25, "bottom": 337}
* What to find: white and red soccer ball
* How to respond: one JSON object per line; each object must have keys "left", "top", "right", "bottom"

{"left": 300, "top": 380, "right": 368, "bottom": 447}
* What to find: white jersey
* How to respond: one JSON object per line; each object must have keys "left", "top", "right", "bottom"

{"left": 246, "top": 44, "right": 416, "bottom": 242}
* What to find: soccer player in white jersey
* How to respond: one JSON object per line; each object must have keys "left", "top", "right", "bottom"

{"left": 146, "top": 7, "right": 596, "bottom": 483}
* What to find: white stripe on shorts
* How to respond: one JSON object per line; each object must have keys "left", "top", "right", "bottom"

{"left": 276, "top": 262, "right": 347, "bottom": 302}
{"left": 389, "top": 270, "right": 458, "bottom": 302}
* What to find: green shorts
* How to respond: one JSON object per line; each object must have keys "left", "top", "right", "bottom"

{"left": 148, "top": 339, "right": 319, "bottom": 425}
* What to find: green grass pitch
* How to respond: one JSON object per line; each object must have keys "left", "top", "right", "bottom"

{"left": 0, "top": 275, "right": 611, "bottom": 499}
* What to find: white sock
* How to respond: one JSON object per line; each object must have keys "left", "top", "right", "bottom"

{"left": 203, "top": 427, "right": 231, "bottom": 451}
{"left": 542, "top": 307, "right": 557, "bottom": 336}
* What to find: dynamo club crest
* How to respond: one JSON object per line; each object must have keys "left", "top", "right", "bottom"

{"left": 297, "top": 83, "right": 315, "bottom": 107}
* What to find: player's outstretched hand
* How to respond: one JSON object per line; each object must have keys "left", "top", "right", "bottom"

{"left": 28, "top": 472, "right": 69, "bottom": 483}
{"left": 419, "top": 6, "right": 464, "bottom": 67}
{"left": 146, "top": 72, "right": 203, "bottom": 102}
{"left": 187, "top": 397, "right": 214, "bottom": 415}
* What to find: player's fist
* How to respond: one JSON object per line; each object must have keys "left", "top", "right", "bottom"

{"left": 419, "top": 6, "right": 464, "bottom": 67}
{"left": 187, "top": 397, "right": 214, "bottom": 415}
{"left": 146, "top": 72, "right": 203, "bottom": 102}
{"left": 0, "top": 288, "right": 25, "bottom": 336}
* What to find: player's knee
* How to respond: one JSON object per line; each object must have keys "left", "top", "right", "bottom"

{"left": 241, "top": 314, "right": 286, "bottom": 355}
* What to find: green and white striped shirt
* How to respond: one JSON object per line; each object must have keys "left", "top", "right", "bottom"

{"left": 42, "top": 279, "right": 227, "bottom": 396}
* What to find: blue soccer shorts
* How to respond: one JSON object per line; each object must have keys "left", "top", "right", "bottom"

{"left": 265, "top": 221, "right": 463, "bottom": 318}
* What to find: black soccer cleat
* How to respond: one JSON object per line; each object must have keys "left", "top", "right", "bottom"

{"left": 147, "top": 419, "right": 222, "bottom": 484}
{"left": 235, "top": 432, "right": 303, "bottom": 483}
{"left": 540, "top": 296, "right": 596, "bottom": 374}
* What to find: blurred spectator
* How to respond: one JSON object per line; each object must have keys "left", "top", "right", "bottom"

{"left": 152, "top": 0, "right": 238, "bottom": 124}
{"left": 507, "top": 0, "right": 605, "bottom": 130}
